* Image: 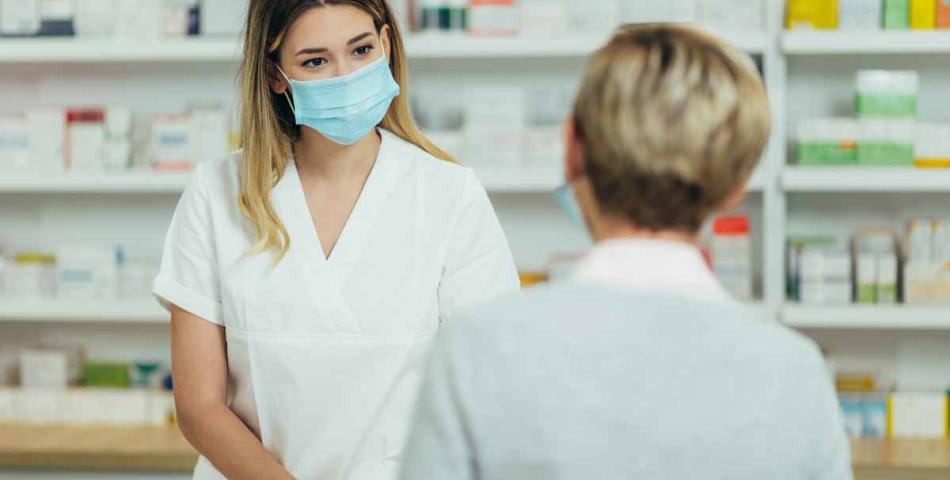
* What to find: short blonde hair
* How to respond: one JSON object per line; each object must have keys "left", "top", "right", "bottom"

{"left": 573, "top": 24, "right": 771, "bottom": 233}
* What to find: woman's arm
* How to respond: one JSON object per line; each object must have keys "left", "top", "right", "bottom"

{"left": 171, "top": 306, "right": 295, "bottom": 480}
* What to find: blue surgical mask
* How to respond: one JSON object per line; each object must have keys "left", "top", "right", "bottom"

{"left": 554, "top": 183, "right": 585, "bottom": 228}
{"left": 277, "top": 54, "right": 400, "bottom": 145}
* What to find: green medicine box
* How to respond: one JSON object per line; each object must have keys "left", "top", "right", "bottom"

{"left": 82, "top": 362, "right": 131, "bottom": 388}
{"left": 798, "top": 142, "right": 859, "bottom": 165}
{"left": 855, "top": 93, "right": 917, "bottom": 118}
{"left": 884, "top": 0, "right": 911, "bottom": 29}
{"left": 856, "top": 141, "right": 915, "bottom": 166}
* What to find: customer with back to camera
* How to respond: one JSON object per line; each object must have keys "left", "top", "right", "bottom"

{"left": 400, "top": 23, "right": 853, "bottom": 480}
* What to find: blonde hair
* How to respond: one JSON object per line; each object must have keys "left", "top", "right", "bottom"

{"left": 573, "top": 24, "right": 771, "bottom": 233}
{"left": 238, "top": 0, "right": 454, "bottom": 262}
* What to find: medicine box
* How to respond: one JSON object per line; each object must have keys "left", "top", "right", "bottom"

{"left": 939, "top": 0, "right": 950, "bottom": 28}
{"left": 915, "top": 123, "right": 950, "bottom": 168}
{"left": 27, "top": 108, "right": 65, "bottom": 171}
{"left": 856, "top": 119, "right": 914, "bottom": 166}
{"left": 839, "top": 0, "right": 883, "bottom": 30}
{"left": 884, "top": 0, "right": 911, "bottom": 29}
{"left": 623, "top": 0, "right": 699, "bottom": 23}
{"left": 888, "top": 392, "right": 949, "bottom": 438}
{"left": 56, "top": 245, "right": 120, "bottom": 299}
{"left": 0, "top": 115, "right": 29, "bottom": 170}
{"left": 787, "top": 0, "right": 838, "bottom": 29}
{"left": 856, "top": 70, "right": 918, "bottom": 119}
{"left": 911, "top": 0, "right": 937, "bottom": 29}
{"left": 20, "top": 349, "right": 71, "bottom": 390}
{"left": 797, "top": 118, "right": 859, "bottom": 165}
{"left": 702, "top": 0, "right": 763, "bottom": 31}
{"left": 467, "top": 0, "right": 520, "bottom": 36}
{"left": 0, "top": 0, "right": 40, "bottom": 36}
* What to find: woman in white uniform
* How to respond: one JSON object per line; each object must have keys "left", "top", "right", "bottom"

{"left": 153, "top": 1, "right": 520, "bottom": 479}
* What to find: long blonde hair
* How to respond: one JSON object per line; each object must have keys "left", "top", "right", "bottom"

{"left": 239, "top": 0, "right": 453, "bottom": 262}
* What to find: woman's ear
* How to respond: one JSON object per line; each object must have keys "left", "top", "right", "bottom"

{"left": 380, "top": 24, "right": 392, "bottom": 58}
{"left": 270, "top": 62, "right": 289, "bottom": 95}
{"left": 563, "top": 117, "right": 585, "bottom": 183}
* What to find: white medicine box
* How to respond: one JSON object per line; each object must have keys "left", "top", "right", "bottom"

{"left": 889, "top": 392, "right": 949, "bottom": 438}
{"left": 20, "top": 349, "right": 70, "bottom": 390}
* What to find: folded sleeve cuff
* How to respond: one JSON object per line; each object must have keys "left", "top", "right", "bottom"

{"left": 152, "top": 275, "right": 224, "bottom": 326}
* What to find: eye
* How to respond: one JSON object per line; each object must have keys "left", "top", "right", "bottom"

{"left": 354, "top": 44, "right": 374, "bottom": 56}
{"left": 302, "top": 57, "right": 326, "bottom": 68}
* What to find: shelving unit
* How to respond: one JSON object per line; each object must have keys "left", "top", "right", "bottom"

{"left": 784, "top": 305, "right": 950, "bottom": 330}
{"left": 784, "top": 31, "right": 950, "bottom": 55}
{"left": 783, "top": 167, "right": 950, "bottom": 193}
{"left": 0, "top": 299, "right": 167, "bottom": 323}
{"left": 0, "top": 30, "right": 767, "bottom": 64}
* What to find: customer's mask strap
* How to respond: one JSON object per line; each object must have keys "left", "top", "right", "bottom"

{"left": 274, "top": 64, "right": 296, "bottom": 115}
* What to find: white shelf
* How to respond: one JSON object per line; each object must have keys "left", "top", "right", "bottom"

{"left": 783, "top": 167, "right": 950, "bottom": 193}
{"left": 0, "top": 30, "right": 767, "bottom": 63}
{"left": 783, "top": 304, "right": 950, "bottom": 330}
{"left": 783, "top": 31, "right": 950, "bottom": 55}
{"left": 0, "top": 38, "right": 242, "bottom": 63}
{"left": 0, "top": 299, "right": 168, "bottom": 323}
{"left": 0, "top": 172, "right": 192, "bottom": 194}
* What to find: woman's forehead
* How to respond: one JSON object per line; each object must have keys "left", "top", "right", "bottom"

{"left": 284, "top": 5, "right": 377, "bottom": 53}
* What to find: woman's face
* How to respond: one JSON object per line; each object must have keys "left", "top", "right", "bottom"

{"left": 272, "top": 4, "right": 391, "bottom": 91}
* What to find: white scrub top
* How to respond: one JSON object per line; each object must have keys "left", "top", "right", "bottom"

{"left": 153, "top": 129, "right": 520, "bottom": 480}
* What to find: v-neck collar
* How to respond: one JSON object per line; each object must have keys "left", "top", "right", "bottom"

{"left": 280, "top": 128, "right": 396, "bottom": 279}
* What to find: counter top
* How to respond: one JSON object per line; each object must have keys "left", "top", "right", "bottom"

{"left": 1, "top": 424, "right": 948, "bottom": 474}
{"left": 0, "top": 423, "right": 197, "bottom": 472}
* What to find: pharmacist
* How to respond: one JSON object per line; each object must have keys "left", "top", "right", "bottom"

{"left": 152, "top": 2, "right": 517, "bottom": 479}
{"left": 402, "top": 24, "right": 852, "bottom": 480}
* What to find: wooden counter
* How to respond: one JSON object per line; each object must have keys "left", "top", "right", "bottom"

{"left": 853, "top": 438, "right": 950, "bottom": 480}
{"left": 0, "top": 423, "right": 197, "bottom": 472}
{"left": 1, "top": 424, "right": 948, "bottom": 476}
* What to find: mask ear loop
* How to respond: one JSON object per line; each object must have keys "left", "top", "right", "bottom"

{"left": 274, "top": 64, "right": 296, "bottom": 115}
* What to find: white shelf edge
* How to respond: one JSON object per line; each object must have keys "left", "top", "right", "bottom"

{"left": 0, "top": 299, "right": 168, "bottom": 323}
{"left": 783, "top": 304, "right": 950, "bottom": 330}
{"left": 0, "top": 30, "right": 767, "bottom": 63}
{"left": 0, "top": 172, "right": 192, "bottom": 194}
{"left": 782, "top": 167, "right": 950, "bottom": 193}
{"left": 783, "top": 31, "right": 950, "bottom": 55}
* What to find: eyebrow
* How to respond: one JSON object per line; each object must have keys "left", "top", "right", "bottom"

{"left": 294, "top": 32, "right": 374, "bottom": 56}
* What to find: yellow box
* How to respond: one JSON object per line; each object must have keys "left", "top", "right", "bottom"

{"left": 787, "top": 0, "right": 839, "bottom": 29}
{"left": 911, "top": 0, "right": 938, "bottom": 29}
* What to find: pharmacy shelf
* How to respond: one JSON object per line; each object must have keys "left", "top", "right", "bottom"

{"left": 783, "top": 31, "right": 950, "bottom": 55}
{"left": 0, "top": 171, "right": 191, "bottom": 194}
{"left": 851, "top": 438, "right": 950, "bottom": 473}
{"left": 782, "top": 167, "right": 950, "bottom": 193}
{"left": 783, "top": 304, "right": 950, "bottom": 330}
{"left": 0, "top": 30, "right": 767, "bottom": 63}
{"left": 0, "top": 299, "right": 168, "bottom": 323}
{"left": 0, "top": 38, "right": 242, "bottom": 63}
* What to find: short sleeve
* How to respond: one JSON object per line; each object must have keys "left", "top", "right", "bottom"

{"left": 152, "top": 169, "right": 223, "bottom": 325}
{"left": 438, "top": 169, "right": 520, "bottom": 323}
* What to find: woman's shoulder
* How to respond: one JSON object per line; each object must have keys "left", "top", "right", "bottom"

{"left": 186, "top": 150, "right": 243, "bottom": 201}
{"left": 381, "top": 129, "right": 479, "bottom": 195}
{"left": 383, "top": 130, "right": 471, "bottom": 178}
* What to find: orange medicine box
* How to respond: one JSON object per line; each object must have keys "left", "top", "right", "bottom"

{"left": 938, "top": 0, "right": 950, "bottom": 28}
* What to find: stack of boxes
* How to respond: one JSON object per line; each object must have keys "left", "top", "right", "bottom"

{"left": 788, "top": 238, "right": 853, "bottom": 304}
{"left": 789, "top": 220, "right": 950, "bottom": 305}
{"left": 904, "top": 219, "right": 950, "bottom": 303}
{"left": 788, "top": 0, "right": 950, "bottom": 30}
{"left": 798, "top": 70, "right": 950, "bottom": 168}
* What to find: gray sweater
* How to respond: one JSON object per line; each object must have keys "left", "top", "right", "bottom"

{"left": 400, "top": 283, "right": 852, "bottom": 480}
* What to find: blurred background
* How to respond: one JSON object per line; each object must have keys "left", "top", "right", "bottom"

{"left": 0, "top": 0, "right": 948, "bottom": 479}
